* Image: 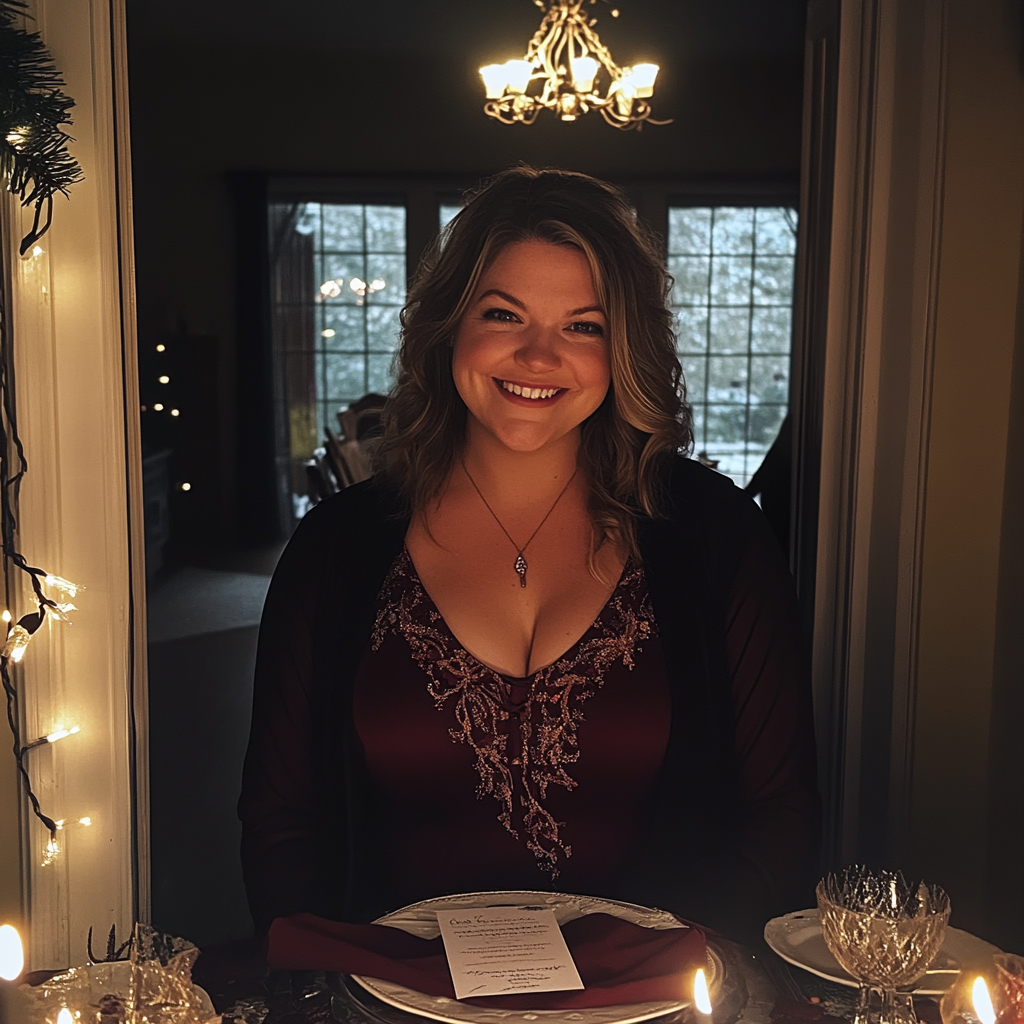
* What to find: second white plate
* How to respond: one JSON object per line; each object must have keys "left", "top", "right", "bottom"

{"left": 350, "top": 890, "right": 721, "bottom": 1024}
{"left": 764, "top": 908, "right": 1002, "bottom": 996}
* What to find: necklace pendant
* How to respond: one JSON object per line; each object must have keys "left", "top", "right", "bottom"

{"left": 514, "top": 554, "right": 528, "bottom": 588}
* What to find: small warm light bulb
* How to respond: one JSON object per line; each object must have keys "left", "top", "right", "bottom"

{"left": 46, "top": 725, "right": 80, "bottom": 743}
{"left": 0, "top": 924, "right": 24, "bottom": 981}
{"left": 32, "top": 245, "right": 44, "bottom": 258}
{"left": 2, "top": 610, "right": 10, "bottom": 624}
{"left": 42, "top": 835, "right": 60, "bottom": 866}
{"left": 319, "top": 279, "right": 342, "bottom": 298}
{"left": 170, "top": 409, "right": 180, "bottom": 417}
{"left": 155, "top": 343, "right": 165, "bottom": 352}
{"left": 153, "top": 403, "right": 164, "bottom": 411}
{"left": 570, "top": 55, "right": 599, "bottom": 93}
{"left": 693, "top": 968, "right": 712, "bottom": 1016}
{"left": 57, "top": 1008, "right": 74, "bottom": 1024}
{"left": 973, "top": 977, "right": 996, "bottom": 1024}
{"left": 349, "top": 277, "right": 367, "bottom": 295}
{"left": 504, "top": 60, "right": 534, "bottom": 95}
{"left": 480, "top": 63, "right": 511, "bottom": 99}
{"left": 321, "top": 329, "right": 336, "bottom": 338}
{"left": 158, "top": 375, "right": 170, "bottom": 384}
{"left": 180, "top": 482, "right": 191, "bottom": 492}
{"left": 369, "top": 278, "right": 386, "bottom": 292}
{"left": 78, "top": 817, "right": 92, "bottom": 827}
{"left": 629, "top": 63, "right": 659, "bottom": 97}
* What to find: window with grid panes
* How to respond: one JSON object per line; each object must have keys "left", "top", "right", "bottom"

{"left": 295, "top": 202, "right": 407, "bottom": 434}
{"left": 669, "top": 206, "right": 797, "bottom": 488}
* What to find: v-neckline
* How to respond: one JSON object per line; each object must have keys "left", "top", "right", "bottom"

{"left": 398, "top": 546, "right": 632, "bottom": 680}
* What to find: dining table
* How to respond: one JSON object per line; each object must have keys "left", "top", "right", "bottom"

{"left": 187, "top": 930, "right": 944, "bottom": 1024}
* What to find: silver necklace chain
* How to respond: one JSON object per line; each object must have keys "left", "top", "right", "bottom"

{"left": 461, "top": 461, "right": 578, "bottom": 588}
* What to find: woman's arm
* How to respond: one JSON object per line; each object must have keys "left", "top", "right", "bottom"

{"left": 237, "top": 500, "right": 344, "bottom": 932}
{"left": 719, "top": 489, "right": 821, "bottom": 921}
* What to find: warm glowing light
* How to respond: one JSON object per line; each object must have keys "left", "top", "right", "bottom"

{"left": 479, "top": 3, "right": 666, "bottom": 129}
{"left": 170, "top": 409, "right": 180, "bottom": 417}
{"left": 973, "top": 977, "right": 996, "bottom": 1024}
{"left": 480, "top": 63, "right": 510, "bottom": 99}
{"left": 31, "top": 245, "right": 44, "bottom": 258}
{"left": 42, "top": 835, "right": 60, "bottom": 866}
{"left": 158, "top": 375, "right": 170, "bottom": 384}
{"left": 4, "top": 625, "right": 30, "bottom": 663}
{"left": 57, "top": 1008, "right": 74, "bottom": 1024}
{"left": 180, "top": 482, "right": 191, "bottom": 492}
{"left": 614, "top": 79, "right": 637, "bottom": 118}
{"left": 78, "top": 817, "right": 91, "bottom": 827}
{"left": 46, "top": 725, "right": 80, "bottom": 743}
{"left": 45, "top": 575, "right": 81, "bottom": 598}
{"left": 369, "top": 278, "right": 386, "bottom": 292}
{"left": 350, "top": 277, "right": 366, "bottom": 295}
{"left": 1, "top": 610, "right": 9, "bottom": 624}
{"left": 503, "top": 59, "right": 534, "bottom": 95}
{"left": 693, "top": 968, "right": 712, "bottom": 1016}
{"left": 5, "top": 129, "right": 28, "bottom": 149}
{"left": 155, "top": 344, "right": 166, "bottom": 352}
{"left": 0, "top": 924, "right": 23, "bottom": 981}
{"left": 320, "top": 279, "right": 342, "bottom": 298}
{"left": 153, "top": 403, "right": 164, "bottom": 411}
{"left": 628, "top": 63, "right": 659, "bottom": 97}
{"left": 321, "top": 329, "right": 336, "bottom": 338}
{"left": 571, "top": 56, "right": 599, "bottom": 93}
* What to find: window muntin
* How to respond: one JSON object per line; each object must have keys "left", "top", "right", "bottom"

{"left": 669, "top": 206, "right": 797, "bottom": 488}
{"left": 303, "top": 202, "right": 407, "bottom": 431}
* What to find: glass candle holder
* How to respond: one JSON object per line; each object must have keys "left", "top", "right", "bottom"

{"left": 817, "top": 866, "right": 951, "bottom": 1024}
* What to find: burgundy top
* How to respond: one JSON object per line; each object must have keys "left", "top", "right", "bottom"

{"left": 239, "top": 460, "right": 821, "bottom": 936}
{"left": 353, "top": 550, "right": 672, "bottom": 907}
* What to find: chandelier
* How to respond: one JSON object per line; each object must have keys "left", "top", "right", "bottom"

{"left": 479, "top": 0, "right": 668, "bottom": 130}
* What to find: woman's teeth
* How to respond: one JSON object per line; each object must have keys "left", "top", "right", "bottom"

{"left": 500, "top": 381, "right": 560, "bottom": 400}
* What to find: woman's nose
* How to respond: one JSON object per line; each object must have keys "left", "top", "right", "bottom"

{"left": 514, "top": 324, "right": 562, "bottom": 370}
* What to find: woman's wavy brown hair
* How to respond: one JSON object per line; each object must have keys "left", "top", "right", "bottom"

{"left": 377, "top": 166, "right": 692, "bottom": 559}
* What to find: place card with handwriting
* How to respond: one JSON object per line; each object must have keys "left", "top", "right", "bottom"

{"left": 436, "top": 906, "right": 585, "bottom": 1000}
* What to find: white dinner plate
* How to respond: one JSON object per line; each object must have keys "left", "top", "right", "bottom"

{"left": 349, "top": 890, "right": 722, "bottom": 1024}
{"left": 763, "top": 908, "right": 1002, "bottom": 996}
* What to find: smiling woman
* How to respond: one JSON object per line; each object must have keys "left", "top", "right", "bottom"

{"left": 238, "top": 167, "right": 820, "bottom": 943}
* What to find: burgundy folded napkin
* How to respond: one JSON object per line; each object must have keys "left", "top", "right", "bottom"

{"left": 268, "top": 910, "right": 707, "bottom": 1009}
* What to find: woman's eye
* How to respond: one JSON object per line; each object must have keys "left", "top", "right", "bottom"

{"left": 481, "top": 307, "right": 519, "bottom": 322}
{"left": 569, "top": 321, "right": 605, "bottom": 336}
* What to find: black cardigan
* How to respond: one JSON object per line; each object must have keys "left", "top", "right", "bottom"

{"left": 238, "top": 456, "right": 821, "bottom": 940}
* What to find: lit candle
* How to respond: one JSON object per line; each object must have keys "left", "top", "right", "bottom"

{"left": 57, "top": 1007, "right": 74, "bottom": 1024}
{"left": 693, "top": 967, "right": 713, "bottom": 1019}
{"left": 972, "top": 977, "right": 996, "bottom": 1024}
{"left": 0, "top": 924, "right": 26, "bottom": 1024}
{"left": 0, "top": 924, "right": 23, "bottom": 981}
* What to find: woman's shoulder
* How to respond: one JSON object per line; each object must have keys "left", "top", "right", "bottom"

{"left": 662, "top": 453, "right": 757, "bottom": 519}
{"left": 279, "top": 476, "right": 408, "bottom": 572}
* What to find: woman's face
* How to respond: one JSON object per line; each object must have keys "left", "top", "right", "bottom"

{"left": 452, "top": 239, "right": 611, "bottom": 455}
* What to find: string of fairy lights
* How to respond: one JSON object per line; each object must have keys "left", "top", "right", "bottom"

{"left": 1, "top": 0, "right": 89, "bottom": 866}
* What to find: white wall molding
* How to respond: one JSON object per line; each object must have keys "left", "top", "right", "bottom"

{"left": 2, "top": 0, "right": 147, "bottom": 969}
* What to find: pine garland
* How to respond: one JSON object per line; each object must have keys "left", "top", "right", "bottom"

{"left": 0, "top": 0, "right": 83, "bottom": 254}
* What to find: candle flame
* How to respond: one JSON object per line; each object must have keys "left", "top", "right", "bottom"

{"left": 694, "top": 967, "right": 712, "bottom": 1015}
{"left": 973, "top": 976, "right": 996, "bottom": 1024}
{"left": 57, "top": 1008, "right": 74, "bottom": 1024}
{"left": 0, "top": 923, "right": 24, "bottom": 981}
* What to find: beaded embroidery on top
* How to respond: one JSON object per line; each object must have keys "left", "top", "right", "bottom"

{"left": 369, "top": 548, "right": 658, "bottom": 877}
